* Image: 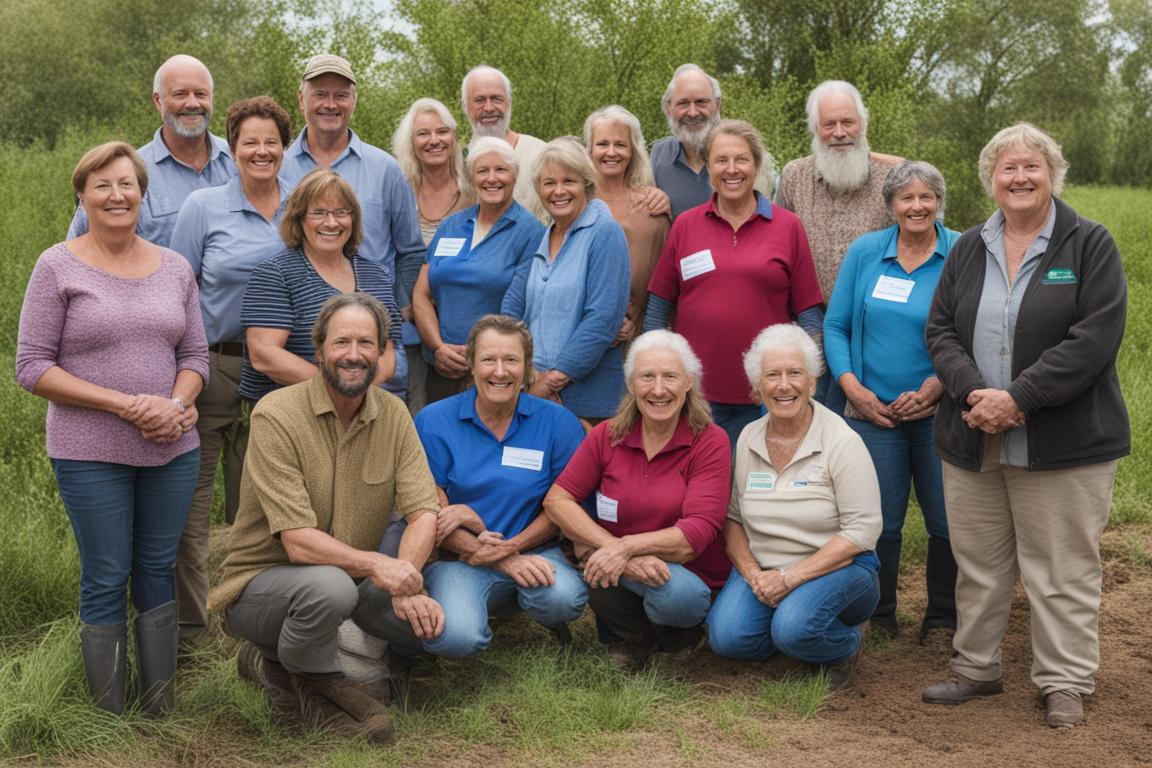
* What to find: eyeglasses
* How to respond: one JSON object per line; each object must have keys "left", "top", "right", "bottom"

{"left": 305, "top": 208, "right": 353, "bottom": 220}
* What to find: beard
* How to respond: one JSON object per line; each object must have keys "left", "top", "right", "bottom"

{"left": 668, "top": 111, "right": 720, "bottom": 156}
{"left": 163, "top": 108, "right": 210, "bottom": 139}
{"left": 812, "top": 134, "right": 871, "bottom": 192}
{"left": 470, "top": 112, "right": 510, "bottom": 140}
{"left": 321, "top": 357, "right": 378, "bottom": 399}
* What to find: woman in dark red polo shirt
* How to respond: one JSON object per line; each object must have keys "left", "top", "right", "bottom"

{"left": 543, "top": 329, "right": 730, "bottom": 669}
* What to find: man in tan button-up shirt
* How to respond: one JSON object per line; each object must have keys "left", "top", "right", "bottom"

{"left": 209, "top": 294, "right": 441, "bottom": 740}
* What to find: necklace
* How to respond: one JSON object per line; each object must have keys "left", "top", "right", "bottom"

{"left": 418, "top": 187, "right": 461, "bottom": 226}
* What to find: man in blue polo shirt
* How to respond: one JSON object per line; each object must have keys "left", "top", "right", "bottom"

{"left": 67, "top": 54, "right": 236, "bottom": 246}
{"left": 281, "top": 53, "right": 423, "bottom": 397}
{"left": 649, "top": 64, "right": 723, "bottom": 220}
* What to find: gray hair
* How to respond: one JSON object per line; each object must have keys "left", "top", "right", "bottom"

{"left": 624, "top": 329, "right": 703, "bottom": 386}
{"left": 661, "top": 63, "right": 722, "bottom": 111}
{"left": 977, "top": 122, "right": 1068, "bottom": 198}
{"left": 533, "top": 138, "right": 598, "bottom": 200}
{"left": 391, "top": 98, "right": 464, "bottom": 190}
{"left": 805, "top": 80, "right": 868, "bottom": 134}
{"left": 466, "top": 136, "right": 519, "bottom": 176}
{"left": 460, "top": 65, "right": 513, "bottom": 115}
{"left": 743, "top": 324, "right": 824, "bottom": 390}
{"left": 582, "top": 105, "right": 655, "bottom": 188}
{"left": 882, "top": 160, "right": 947, "bottom": 218}
{"left": 152, "top": 54, "right": 213, "bottom": 96}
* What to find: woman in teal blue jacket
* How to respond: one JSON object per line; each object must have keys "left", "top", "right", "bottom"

{"left": 823, "top": 160, "right": 960, "bottom": 641}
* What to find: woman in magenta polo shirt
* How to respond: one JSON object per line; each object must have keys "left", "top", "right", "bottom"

{"left": 544, "top": 330, "right": 730, "bottom": 669}
{"left": 643, "top": 120, "right": 823, "bottom": 446}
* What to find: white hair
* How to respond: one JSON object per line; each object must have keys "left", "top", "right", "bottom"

{"left": 625, "top": 329, "right": 703, "bottom": 386}
{"left": 460, "top": 65, "right": 513, "bottom": 115}
{"left": 152, "top": 54, "right": 213, "bottom": 96}
{"left": 466, "top": 136, "right": 519, "bottom": 176}
{"left": 805, "top": 80, "right": 868, "bottom": 134}
{"left": 742, "top": 324, "right": 824, "bottom": 390}
{"left": 661, "top": 63, "right": 721, "bottom": 111}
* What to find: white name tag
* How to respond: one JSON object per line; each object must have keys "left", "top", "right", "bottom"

{"left": 679, "top": 249, "right": 716, "bottom": 281}
{"left": 871, "top": 274, "right": 915, "bottom": 303}
{"left": 746, "top": 471, "right": 776, "bottom": 491}
{"left": 501, "top": 446, "right": 544, "bottom": 471}
{"left": 434, "top": 237, "right": 466, "bottom": 258}
{"left": 596, "top": 492, "right": 619, "bottom": 523}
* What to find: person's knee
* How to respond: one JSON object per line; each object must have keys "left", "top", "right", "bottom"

{"left": 424, "top": 620, "right": 491, "bottom": 658}
{"left": 644, "top": 577, "right": 710, "bottom": 628}
{"left": 297, "top": 566, "right": 359, "bottom": 619}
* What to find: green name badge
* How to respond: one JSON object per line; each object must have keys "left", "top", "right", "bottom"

{"left": 1042, "top": 268, "right": 1077, "bottom": 285}
{"left": 746, "top": 472, "right": 776, "bottom": 491}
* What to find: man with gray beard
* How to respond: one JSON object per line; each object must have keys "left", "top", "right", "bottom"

{"left": 67, "top": 54, "right": 236, "bottom": 247}
{"left": 776, "top": 80, "right": 901, "bottom": 305}
{"left": 461, "top": 65, "right": 547, "bottom": 218}
{"left": 650, "top": 64, "right": 723, "bottom": 219}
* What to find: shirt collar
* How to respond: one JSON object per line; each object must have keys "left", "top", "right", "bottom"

{"left": 745, "top": 402, "right": 827, "bottom": 467}
{"left": 980, "top": 200, "right": 1057, "bottom": 249}
{"left": 457, "top": 387, "right": 536, "bottom": 441}
{"left": 150, "top": 127, "right": 229, "bottom": 165}
{"left": 881, "top": 220, "right": 950, "bottom": 261}
{"left": 619, "top": 412, "right": 696, "bottom": 455}
{"left": 223, "top": 175, "right": 292, "bottom": 214}
{"left": 290, "top": 126, "right": 361, "bottom": 162}
{"left": 704, "top": 191, "right": 773, "bottom": 221}
{"left": 306, "top": 369, "right": 380, "bottom": 425}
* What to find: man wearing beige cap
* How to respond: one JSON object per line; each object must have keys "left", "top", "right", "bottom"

{"left": 282, "top": 53, "right": 422, "bottom": 396}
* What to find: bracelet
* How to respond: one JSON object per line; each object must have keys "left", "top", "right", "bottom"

{"left": 172, "top": 397, "right": 187, "bottom": 413}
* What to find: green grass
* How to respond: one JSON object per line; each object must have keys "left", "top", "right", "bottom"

{"left": 0, "top": 136, "right": 1149, "bottom": 765}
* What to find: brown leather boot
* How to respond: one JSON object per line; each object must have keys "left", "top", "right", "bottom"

{"left": 292, "top": 673, "right": 395, "bottom": 745}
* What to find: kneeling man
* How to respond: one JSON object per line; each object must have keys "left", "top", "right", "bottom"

{"left": 209, "top": 293, "right": 442, "bottom": 742}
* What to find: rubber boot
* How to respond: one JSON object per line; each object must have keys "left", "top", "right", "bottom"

{"left": 923, "top": 535, "right": 958, "bottom": 630}
{"left": 870, "top": 538, "right": 902, "bottom": 637}
{"left": 134, "top": 601, "right": 178, "bottom": 717}
{"left": 80, "top": 622, "right": 127, "bottom": 715}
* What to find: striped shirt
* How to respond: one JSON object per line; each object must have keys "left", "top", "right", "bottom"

{"left": 239, "top": 247, "right": 404, "bottom": 402}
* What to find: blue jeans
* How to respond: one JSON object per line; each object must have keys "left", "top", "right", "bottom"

{"left": 707, "top": 556, "right": 879, "bottom": 664}
{"left": 422, "top": 545, "right": 588, "bottom": 657}
{"left": 52, "top": 450, "right": 199, "bottom": 625}
{"left": 614, "top": 564, "right": 713, "bottom": 627}
{"left": 709, "top": 402, "right": 763, "bottom": 448}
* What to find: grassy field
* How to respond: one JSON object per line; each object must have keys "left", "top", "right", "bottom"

{"left": 0, "top": 140, "right": 1149, "bottom": 765}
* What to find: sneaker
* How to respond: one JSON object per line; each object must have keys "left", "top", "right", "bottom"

{"left": 922, "top": 673, "right": 1003, "bottom": 705}
{"left": 1044, "top": 690, "right": 1084, "bottom": 728}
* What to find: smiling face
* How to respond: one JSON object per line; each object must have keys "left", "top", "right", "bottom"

{"left": 465, "top": 71, "right": 511, "bottom": 139}
{"left": 471, "top": 328, "right": 527, "bottom": 410}
{"left": 891, "top": 178, "right": 939, "bottom": 237}
{"left": 81, "top": 156, "right": 142, "bottom": 232}
{"left": 233, "top": 116, "right": 284, "bottom": 186}
{"left": 815, "top": 90, "right": 862, "bottom": 151}
{"left": 630, "top": 348, "right": 692, "bottom": 428}
{"left": 298, "top": 73, "right": 356, "bottom": 143}
{"left": 589, "top": 120, "right": 633, "bottom": 182}
{"left": 665, "top": 70, "right": 719, "bottom": 153}
{"left": 757, "top": 347, "right": 815, "bottom": 423}
{"left": 302, "top": 189, "right": 354, "bottom": 259}
{"left": 537, "top": 162, "right": 588, "bottom": 227}
{"left": 317, "top": 305, "right": 380, "bottom": 400}
{"left": 471, "top": 150, "right": 516, "bottom": 209}
{"left": 708, "top": 133, "right": 757, "bottom": 207}
{"left": 412, "top": 110, "right": 455, "bottom": 172}
{"left": 992, "top": 146, "right": 1053, "bottom": 220}
{"left": 154, "top": 60, "right": 212, "bottom": 139}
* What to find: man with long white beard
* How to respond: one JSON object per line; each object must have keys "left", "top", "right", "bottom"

{"left": 460, "top": 65, "right": 546, "bottom": 218}
{"left": 650, "top": 64, "right": 723, "bottom": 219}
{"left": 67, "top": 54, "right": 236, "bottom": 247}
{"left": 776, "top": 80, "right": 902, "bottom": 305}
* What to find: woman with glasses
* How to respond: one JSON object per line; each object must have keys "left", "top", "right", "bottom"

{"left": 240, "top": 168, "right": 403, "bottom": 403}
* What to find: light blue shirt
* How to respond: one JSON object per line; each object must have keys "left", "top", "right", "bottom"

{"left": 824, "top": 221, "right": 959, "bottom": 403}
{"left": 169, "top": 176, "right": 292, "bottom": 345}
{"left": 415, "top": 389, "right": 586, "bottom": 538}
{"left": 972, "top": 203, "right": 1056, "bottom": 466}
{"left": 501, "top": 199, "right": 630, "bottom": 418}
{"left": 67, "top": 128, "right": 236, "bottom": 248}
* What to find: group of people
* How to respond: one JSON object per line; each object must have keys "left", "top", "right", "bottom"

{"left": 14, "top": 50, "right": 1128, "bottom": 741}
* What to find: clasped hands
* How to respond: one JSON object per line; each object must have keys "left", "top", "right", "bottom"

{"left": 436, "top": 504, "right": 557, "bottom": 589}
{"left": 120, "top": 394, "right": 196, "bottom": 444}
{"left": 962, "top": 388, "right": 1025, "bottom": 434}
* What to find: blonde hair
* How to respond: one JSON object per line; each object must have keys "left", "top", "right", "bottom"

{"left": 533, "top": 138, "right": 599, "bottom": 202}
{"left": 609, "top": 330, "right": 713, "bottom": 444}
{"left": 977, "top": 122, "right": 1068, "bottom": 197}
{"left": 391, "top": 98, "right": 464, "bottom": 191}
{"left": 583, "top": 105, "right": 655, "bottom": 188}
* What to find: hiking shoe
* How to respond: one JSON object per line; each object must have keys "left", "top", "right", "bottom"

{"left": 1045, "top": 690, "right": 1084, "bottom": 728}
{"left": 236, "top": 641, "right": 300, "bottom": 724}
{"left": 922, "top": 673, "right": 1003, "bottom": 704}
{"left": 293, "top": 673, "right": 395, "bottom": 745}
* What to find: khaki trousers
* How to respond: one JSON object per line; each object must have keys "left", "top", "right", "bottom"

{"left": 943, "top": 434, "right": 1117, "bottom": 695}
{"left": 175, "top": 350, "right": 249, "bottom": 646}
